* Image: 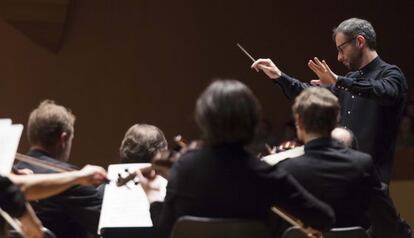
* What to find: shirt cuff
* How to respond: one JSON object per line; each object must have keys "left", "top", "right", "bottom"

{"left": 276, "top": 72, "right": 293, "bottom": 87}
{"left": 336, "top": 76, "right": 353, "bottom": 90}
{"left": 149, "top": 201, "right": 164, "bottom": 225}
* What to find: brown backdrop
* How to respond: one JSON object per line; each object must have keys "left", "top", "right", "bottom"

{"left": 0, "top": 0, "right": 412, "bottom": 169}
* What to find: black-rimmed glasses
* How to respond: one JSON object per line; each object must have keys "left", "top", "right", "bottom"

{"left": 336, "top": 37, "right": 356, "bottom": 53}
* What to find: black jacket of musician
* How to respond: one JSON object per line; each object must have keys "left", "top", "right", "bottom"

{"left": 277, "top": 137, "right": 411, "bottom": 237}
{"left": 150, "top": 143, "right": 335, "bottom": 238}
{"left": 15, "top": 149, "right": 102, "bottom": 238}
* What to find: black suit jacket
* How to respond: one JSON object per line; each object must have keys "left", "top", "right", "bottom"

{"left": 277, "top": 137, "right": 411, "bottom": 237}
{"left": 15, "top": 149, "right": 102, "bottom": 238}
{"left": 151, "top": 143, "right": 335, "bottom": 238}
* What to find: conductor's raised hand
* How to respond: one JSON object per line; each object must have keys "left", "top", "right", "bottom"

{"left": 308, "top": 57, "right": 338, "bottom": 86}
{"left": 251, "top": 58, "right": 282, "bottom": 80}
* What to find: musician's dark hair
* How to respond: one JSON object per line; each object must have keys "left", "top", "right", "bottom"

{"left": 195, "top": 79, "right": 261, "bottom": 145}
{"left": 27, "top": 100, "right": 75, "bottom": 149}
{"left": 333, "top": 18, "right": 377, "bottom": 50}
{"left": 119, "top": 124, "right": 167, "bottom": 163}
{"left": 293, "top": 88, "right": 339, "bottom": 136}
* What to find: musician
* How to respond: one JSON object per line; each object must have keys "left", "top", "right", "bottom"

{"left": 119, "top": 124, "right": 167, "bottom": 163}
{"left": 252, "top": 18, "right": 407, "bottom": 184}
{"left": 276, "top": 87, "right": 411, "bottom": 237}
{"left": 0, "top": 166, "right": 107, "bottom": 238}
{"left": 9, "top": 165, "right": 107, "bottom": 201}
{"left": 15, "top": 100, "right": 103, "bottom": 238}
{"left": 0, "top": 176, "right": 43, "bottom": 238}
{"left": 330, "top": 127, "right": 359, "bottom": 150}
{"left": 139, "top": 80, "right": 335, "bottom": 238}
{"left": 96, "top": 123, "right": 168, "bottom": 196}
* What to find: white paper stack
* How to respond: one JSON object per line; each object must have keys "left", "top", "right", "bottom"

{"left": 0, "top": 119, "right": 23, "bottom": 175}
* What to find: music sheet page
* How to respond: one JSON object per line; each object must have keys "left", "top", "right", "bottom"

{"left": 0, "top": 119, "right": 23, "bottom": 175}
{"left": 261, "top": 146, "right": 304, "bottom": 166}
{"left": 98, "top": 163, "right": 167, "bottom": 234}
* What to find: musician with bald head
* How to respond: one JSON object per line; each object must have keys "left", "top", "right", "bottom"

{"left": 15, "top": 100, "right": 103, "bottom": 238}
{"left": 331, "top": 127, "right": 359, "bottom": 150}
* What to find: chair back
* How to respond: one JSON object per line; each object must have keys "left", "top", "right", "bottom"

{"left": 282, "top": 226, "right": 369, "bottom": 238}
{"left": 171, "top": 216, "right": 271, "bottom": 238}
{"left": 324, "top": 227, "right": 369, "bottom": 238}
{"left": 281, "top": 227, "right": 308, "bottom": 238}
{"left": 42, "top": 227, "right": 56, "bottom": 238}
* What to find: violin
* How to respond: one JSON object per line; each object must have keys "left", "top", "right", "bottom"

{"left": 14, "top": 153, "right": 77, "bottom": 173}
{"left": 116, "top": 135, "right": 202, "bottom": 186}
{"left": 13, "top": 153, "right": 110, "bottom": 186}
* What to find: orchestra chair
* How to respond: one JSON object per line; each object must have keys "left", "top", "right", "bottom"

{"left": 8, "top": 227, "right": 57, "bottom": 238}
{"left": 282, "top": 226, "right": 369, "bottom": 238}
{"left": 171, "top": 216, "right": 271, "bottom": 238}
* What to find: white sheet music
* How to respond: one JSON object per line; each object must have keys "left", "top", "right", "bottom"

{"left": 98, "top": 163, "right": 167, "bottom": 234}
{"left": 0, "top": 119, "right": 23, "bottom": 175}
{"left": 261, "top": 146, "right": 304, "bottom": 166}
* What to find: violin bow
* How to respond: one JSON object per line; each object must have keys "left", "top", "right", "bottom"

{"left": 271, "top": 206, "right": 322, "bottom": 238}
{"left": 0, "top": 208, "right": 24, "bottom": 237}
{"left": 14, "top": 153, "right": 76, "bottom": 173}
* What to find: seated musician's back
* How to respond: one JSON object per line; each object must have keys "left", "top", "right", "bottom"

{"left": 142, "top": 80, "right": 335, "bottom": 238}
{"left": 15, "top": 100, "right": 102, "bottom": 238}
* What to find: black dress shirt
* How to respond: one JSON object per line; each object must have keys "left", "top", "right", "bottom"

{"left": 276, "top": 57, "right": 407, "bottom": 183}
{"left": 15, "top": 149, "right": 102, "bottom": 238}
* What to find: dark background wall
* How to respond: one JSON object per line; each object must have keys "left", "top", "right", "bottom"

{"left": 0, "top": 0, "right": 412, "bottom": 168}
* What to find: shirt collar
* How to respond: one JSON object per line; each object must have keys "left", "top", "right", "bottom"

{"left": 27, "top": 148, "right": 77, "bottom": 170}
{"left": 27, "top": 148, "right": 52, "bottom": 158}
{"left": 359, "top": 56, "right": 381, "bottom": 75}
{"left": 304, "top": 137, "right": 341, "bottom": 151}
